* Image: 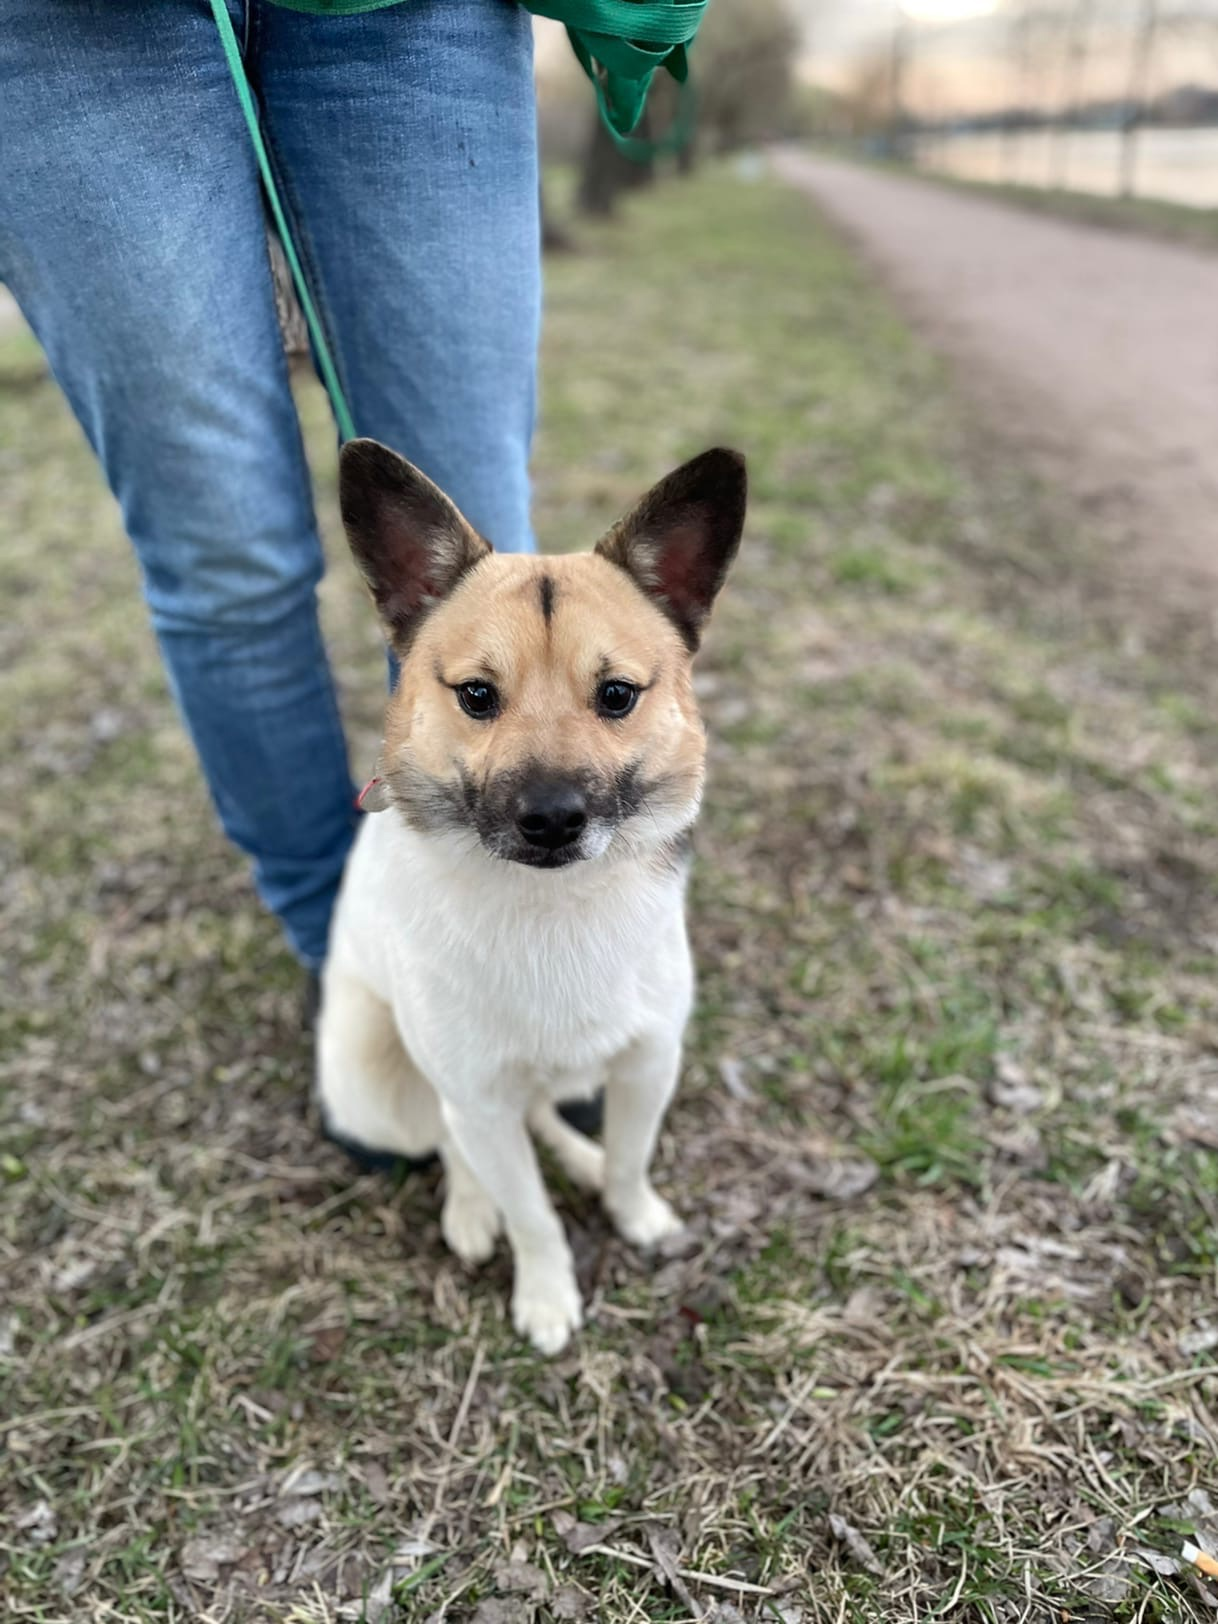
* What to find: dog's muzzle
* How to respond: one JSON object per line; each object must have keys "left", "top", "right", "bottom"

{"left": 515, "top": 779, "right": 588, "bottom": 855}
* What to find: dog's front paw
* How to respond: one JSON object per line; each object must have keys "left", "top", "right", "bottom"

{"left": 442, "top": 1187, "right": 501, "bottom": 1266}
{"left": 512, "top": 1263, "right": 582, "bottom": 1356}
{"left": 607, "top": 1184, "right": 684, "bottom": 1249}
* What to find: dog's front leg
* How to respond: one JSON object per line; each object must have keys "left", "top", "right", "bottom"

{"left": 603, "top": 1031, "right": 685, "bottom": 1248}
{"left": 440, "top": 1100, "right": 581, "bottom": 1356}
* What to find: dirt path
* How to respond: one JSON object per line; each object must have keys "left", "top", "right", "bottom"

{"left": 772, "top": 149, "right": 1218, "bottom": 586}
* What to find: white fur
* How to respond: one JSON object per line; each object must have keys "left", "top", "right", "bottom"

{"left": 316, "top": 811, "right": 693, "bottom": 1355}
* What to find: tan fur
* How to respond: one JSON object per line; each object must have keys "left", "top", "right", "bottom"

{"left": 383, "top": 552, "right": 706, "bottom": 833}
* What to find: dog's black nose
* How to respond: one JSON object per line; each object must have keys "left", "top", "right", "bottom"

{"left": 516, "top": 783, "right": 588, "bottom": 850}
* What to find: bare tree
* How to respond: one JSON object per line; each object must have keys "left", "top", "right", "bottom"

{"left": 1003, "top": 0, "right": 1036, "bottom": 183}
{"left": 1120, "top": 0, "right": 1160, "bottom": 198}
{"left": 1052, "top": 0, "right": 1095, "bottom": 189}
{"left": 887, "top": 0, "right": 912, "bottom": 157}
{"left": 841, "top": 46, "right": 896, "bottom": 137}
{"left": 576, "top": 106, "right": 654, "bottom": 218}
{"left": 575, "top": 0, "right": 797, "bottom": 215}
{"left": 694, "top": 0, "right": 800, "bottom": 153}
{"left": 540, "top": 182, "right": 575, "bottom": 253}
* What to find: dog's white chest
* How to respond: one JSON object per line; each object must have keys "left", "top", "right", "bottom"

{"left": 331, "top": 815, "right": 693, "bottom": 1087}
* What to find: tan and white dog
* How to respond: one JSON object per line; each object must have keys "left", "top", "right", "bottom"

{"left": 317, "top": 439, "right": 747, "bottom": 1354}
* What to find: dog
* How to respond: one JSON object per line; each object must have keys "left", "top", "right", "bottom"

{"left": 316, "top": 439, "right": 747, "bottom": 1354}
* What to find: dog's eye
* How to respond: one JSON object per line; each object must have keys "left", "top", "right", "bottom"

{"left": 456, "top": 681, "right": 499, "bottom": 719}
{"left": 597, "top": 680, "right": 639, "bottom": 719}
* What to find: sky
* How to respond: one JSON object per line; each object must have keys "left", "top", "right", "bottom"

{"left": 788, "top": 0, "right": 1218, "bottom": 113}
{"left": 536, "top": 3, "right": 1218, "bottom": 120}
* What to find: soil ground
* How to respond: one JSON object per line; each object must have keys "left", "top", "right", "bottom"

{"left": 2, "top": 169, "right": 1217, "bottom": 1622}
{"left": 771, "top": 149, "right": 1218, "bottom": 596}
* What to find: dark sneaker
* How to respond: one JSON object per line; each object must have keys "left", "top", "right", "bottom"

{"left": 321, "top": 1111, "right": 438, "bottom": 1175}
{"left": 303, "top": 970, "right": 322, "bottom": 1030}
{"left": 556, "top": 1092, "right": 604, "bottom": 1137}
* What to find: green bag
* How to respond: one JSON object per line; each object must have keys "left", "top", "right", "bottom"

{"left": 264, "top": 0, "right": 709, "bottom": 144}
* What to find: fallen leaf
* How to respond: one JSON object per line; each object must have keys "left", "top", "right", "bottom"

{"left": 552, "top": 1585, "right": 588, "bottom": 1620}
{"left": 955, "top": 847, "right": 1014, "bottom": 902}
{"left": 53, "top": 1550, "right": 86, "bottom": 1595}
{"left": 828, "top": 1513, "right": 882, "bottom": 1574}
{"left": 1086, "top": 1516, "right": 1117, "bottom": 1554}
{"left": 987, "top": 1056, "right": 1043, "bottom": 1114}
{"left": 1168, "top": 1104, "right": 1218, "bottom": 1150}
{"left": 801, "top": 1156, "right": 879, "bottom": 1201}
{"left": 495, "top": 1560, "right": 547, "bottom": 1598}
{"left": 360, "top": 1538, "right": 441, "bottom": 1624}
{"left": 647, "top": 1526, "right": 701, "bottom": 1618}
{"left": 843, "top": 1285, "right": 884, "bottom": 1323}
{"left": 277, "top": 1498, "right": 323, "bottom": 1528}
{"left": 179, "top": 1534, "right": 244, "bottom": 1582}
{"left": 17, "top": 1500, "right": 58, "bottom": 1547}
{"left": 281, "top": 1467, "right": 340, "bottom": 1497}
{"left": 718, "top": 1056, "right": 753, "bottom": 1101}
{"left": 309, "top": 1325, "right": 347, "bottom": 1362}
{"left": 1187, "top": 1571, "right": 1218, "bottom": 1611}
{"left": 1130, "top": 1547, "right": 1180, "bottom": 1577}
{"left": 565, "top": 1518, "right": 623, "bottom": 1554}
{"left": 50, "top": 1257, "right": 95, "bottom": 1293}
{"left": 1087, "top": 1567, "right": 1130, "bottom": 1605}
{"left": 472, "top": 1602, "right": 530, "bottom": 1624}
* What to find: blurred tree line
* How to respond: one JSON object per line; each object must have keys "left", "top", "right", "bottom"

{"left": 541, "top": 0, "right": 803, "bottom": 226}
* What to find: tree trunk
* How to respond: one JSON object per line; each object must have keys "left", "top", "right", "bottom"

{"left": 540, "top": 182, "right": 575, "bottom": 254}
{"left": 577, "top": 108, "right": 654, "bottom": 217}
{"left": 1120, "top": 0, "right": 1159, "bottom": 198}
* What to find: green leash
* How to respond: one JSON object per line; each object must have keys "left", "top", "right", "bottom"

{"left": 209, "top": 0, "right": 359, "bottom": 441}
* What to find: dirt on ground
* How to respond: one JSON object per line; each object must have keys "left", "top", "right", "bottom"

{"left": 771, "top": 149, "right": 1218, "bottom": 594}
{"left": 3, "top": 170, "right": 1218, "bottom": 1622}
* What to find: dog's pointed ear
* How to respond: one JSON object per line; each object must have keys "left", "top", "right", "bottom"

{"left": 339, "top": 439, "right": 491, "bottom": 652}
{"left": 594, "top": 448, "right": 746, "bottom": 650}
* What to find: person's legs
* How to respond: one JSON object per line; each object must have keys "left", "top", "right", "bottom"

{"left": 252, "top": 0, "right": 540, "bottom": 553}
{"left": 0, "top": 0, "right": 355, "bottom": 968}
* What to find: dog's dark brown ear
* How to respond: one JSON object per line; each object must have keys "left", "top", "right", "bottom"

{"left": 339, "top": 439, "right": 491, "bottom": 653}
{"left": 595, "top": 448, "right": 746, "bottom": 650}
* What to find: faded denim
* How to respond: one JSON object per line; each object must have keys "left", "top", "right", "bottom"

{"left": 0, "top": 0, "right": 540, "bottom": 966}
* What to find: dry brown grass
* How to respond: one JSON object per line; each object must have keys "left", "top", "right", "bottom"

{"left": 2, "top": 170, "right": 1216, "bottom": 1622}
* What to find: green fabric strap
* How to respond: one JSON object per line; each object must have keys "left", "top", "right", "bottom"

{"left": 261, "top": 0, "right": 709, "bottom": 145}
{"left": 209, "top": 0, "right": 358, "bottom": 441}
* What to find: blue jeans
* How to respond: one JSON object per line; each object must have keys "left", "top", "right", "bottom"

{"left": 0, "top": 0, "right": 539, "bottom": 969}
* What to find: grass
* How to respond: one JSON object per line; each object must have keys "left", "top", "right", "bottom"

{"left": 896, "top": 161, "right": 1218, "bottom": 251}
{"left": 2, "top": 166, "right": 1218, "bottom": 1623}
